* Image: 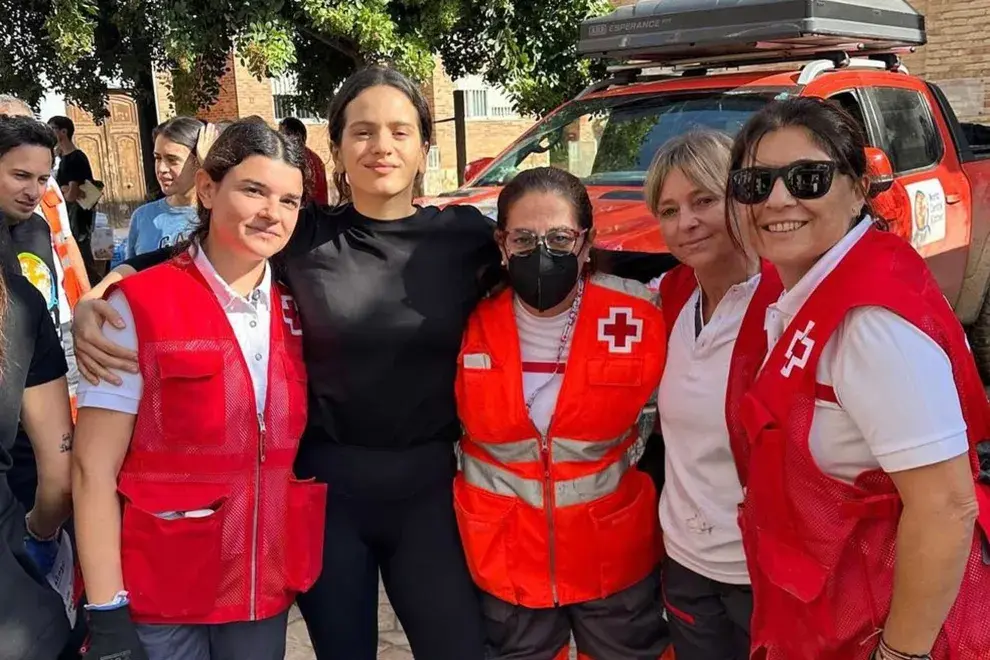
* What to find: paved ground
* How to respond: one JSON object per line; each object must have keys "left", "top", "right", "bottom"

{"left": 284, "top": 579, "right": 413, "bottom": 660}
{"left": 283, "top": 578, "right": 580, "bottom": 659}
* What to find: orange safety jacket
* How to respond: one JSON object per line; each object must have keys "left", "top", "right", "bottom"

{"left": 38, "top": 183, "right": 89, "bottom": 309}
{"left": 732, "top": 228, "right": 990, "bottom": 659}
{"left": 454, "top": 273, "right": 666, "bottom": 608}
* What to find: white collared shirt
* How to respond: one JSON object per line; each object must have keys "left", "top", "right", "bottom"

{"left": 657, "top": 273, "right": 762, "bottom": 585}
{"left": 77, "top": 244, "right": 273, "bottom": 415}
{"left": 763, "top": 219, "right": 968, "bottom": 483}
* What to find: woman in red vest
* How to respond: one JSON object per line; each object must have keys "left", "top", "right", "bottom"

{"left": 454, "top": 166, "right": 672, "bottom": 660}
{"left": 70, "top": 119, "right": 327, "bottom": 660}
{"left": 643, "top": 130, "right": 780, "bottom": 660}
{"left": 725, "top": 97, "right": 990, "bottom": 660}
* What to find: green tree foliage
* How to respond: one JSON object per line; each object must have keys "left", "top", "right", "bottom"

{"left": 0, "top": 0, "right": 612, "bottom": 121}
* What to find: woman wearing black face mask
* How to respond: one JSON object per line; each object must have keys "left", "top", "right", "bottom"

{"left": 454, "top": 167, "right": 673, "bottom": 660}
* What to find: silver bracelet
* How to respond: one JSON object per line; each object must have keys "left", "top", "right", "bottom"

{"left": 876, "top": 638, "right": 932, "bottom": 660}
{"left": 24, "top": 513, "right": 60, "bottom": 543}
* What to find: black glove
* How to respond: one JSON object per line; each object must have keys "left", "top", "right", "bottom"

{"left": 84, "top": 605, "right": 149, "bottom": 660}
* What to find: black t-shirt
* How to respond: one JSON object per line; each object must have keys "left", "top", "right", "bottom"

{"left": 56, "top": 149, "right": 94, "bottom": 238}
{"left": 8, "top": 214, "right": 61, "bottom": 333}
{"left": 0, "top": 270, "right": 68, "bottom": 476}
{"left": 55, "top": 149, "right": 93, "bottom": 188}
{"left": 125, "top": 203, "right": 678, "bottom": 452}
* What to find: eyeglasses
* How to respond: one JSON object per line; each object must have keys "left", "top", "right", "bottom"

{"left": 500, "top": 227, "right": 588, "bottom": 257}
{"left": 729, "top": 161, "right": 837, "bottom": 205}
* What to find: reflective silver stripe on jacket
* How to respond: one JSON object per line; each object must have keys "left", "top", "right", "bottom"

{"left": 462, "top": 452, "right": 544, "bottom": 508}
{"left": 472, "top": 435, "right": 628, "bottom": 466}
{"left": 555, "top": 444, "right": 636, "bottom": 507}
{"left": 551, "top": 433, "right": 629, "bottom": 463}
{"left": 461, "top": 443, "right": 638, "bottom": 509}
{"left": 476, "top": 438, "right": 542, "bottom": 464}
{"left": 590, "top": 272, "right": 656, "bottom": 304}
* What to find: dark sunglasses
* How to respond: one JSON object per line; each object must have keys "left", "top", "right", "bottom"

{"left": 729, "top": 161, "right": 837, "bottom": 205}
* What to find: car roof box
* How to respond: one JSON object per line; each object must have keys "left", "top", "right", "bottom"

{"left": 579, "top": 0, "right": 926, "bottom": 65}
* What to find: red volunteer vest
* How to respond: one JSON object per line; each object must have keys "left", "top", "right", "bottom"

{"left": 732, "top": 228, "right": 990, "bottom": 659}
{"left": 455, "top": 274, "right": 666, "bottom": 608}
{"left": 112, "top": 254, "right": 326, "bottom": 625}
{"left": 659, "top": 262, "right": 783, "bottom": 487}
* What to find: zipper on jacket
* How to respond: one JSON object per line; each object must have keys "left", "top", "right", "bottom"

{"left": 249, "top": 412, "right": 265, "bottom": 619}
{"left": 540, "top": 432, "right": 559, "bottom": 606}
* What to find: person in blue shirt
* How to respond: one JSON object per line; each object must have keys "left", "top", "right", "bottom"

{"left": 125, "top": 117, "right": 202, "bottom": 259}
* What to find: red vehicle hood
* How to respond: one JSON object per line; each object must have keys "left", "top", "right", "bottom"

{"left": 419, "top": 186, "right": 667, "bottom": 253}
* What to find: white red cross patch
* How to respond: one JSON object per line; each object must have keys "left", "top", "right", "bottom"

{"left": 780, "top": 320, "right": 816, "bottom": 377}
{"left": 280, "top": 294, "right": 303, "bottom": 336}
{"left": 598, "top": 307, "right": 643, "bottom": 354}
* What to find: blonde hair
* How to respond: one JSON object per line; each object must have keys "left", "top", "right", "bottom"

{"left": 644, "top": 129, "right": 734, "bottom": 217}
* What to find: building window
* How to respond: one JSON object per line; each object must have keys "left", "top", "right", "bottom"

{"left": 271, "top": 75, "right": 324, "bottom": 122}
{"left": 465, "top": 90, "right": 488, "bottom": 118}
{"left": 455, "top": 75, "right": 520, "bottom": 120}
{"left": 427, "top": 147, "right": 442, "bottom": 170}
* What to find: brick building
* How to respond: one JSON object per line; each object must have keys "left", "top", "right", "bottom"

{"left": 900, "top": 0, "right": 990, "bottom": 122}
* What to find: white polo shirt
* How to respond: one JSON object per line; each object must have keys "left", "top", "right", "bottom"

{"left": 764, "top": 218, "right": 968, "bottom": 483}
{"left": 76, "top": 244, "right": 273, "bottom": 415}
{"left": 658, "top": 273, "right": 762, "bottom": 585}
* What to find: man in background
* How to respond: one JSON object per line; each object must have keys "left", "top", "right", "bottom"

{"left": 0, "top": 111, "right": 84, "bottom": 660}
{"left": 48, "top": 115, "right": 100, "bottom": 283}
{"left": 279, "top": 116, "right": 330, "bottom": 205}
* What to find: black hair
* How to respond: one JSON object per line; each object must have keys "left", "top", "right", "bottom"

{"left": 496, "top": 166, "right": 594, "bottom": 232}
{"left": 0, "top": 115, "right": 56, "bottom": 163}
{"left": 726, "top": 97, "right": 882, "bottom": 247}
{"left": 47, "top": 115, "right": 75, "bottom": 139}
{"left": 185, "top": 119, "right": 307, "bottom": 249}
{"left": 279, "top": 117, "right": 308, "bottom": 142}
{"left": 152, "top": 116, "right": 204, "bottom": 154}
{"left": 326, "top": 66, "right": 433, "bottom": 202}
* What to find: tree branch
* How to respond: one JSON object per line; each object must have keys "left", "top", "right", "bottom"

{"left": 299, "top": 26, "right": 365, "bottom": 67}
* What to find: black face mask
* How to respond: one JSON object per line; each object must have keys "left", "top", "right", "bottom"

{"left": 507, "top": 245, "right": 579, "bottom": 312}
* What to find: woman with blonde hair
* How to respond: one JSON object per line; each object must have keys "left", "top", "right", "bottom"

{"left": 644, "top": 129, "right": 781, "bottom": 659}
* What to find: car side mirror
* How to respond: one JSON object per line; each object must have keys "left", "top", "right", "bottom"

{"left": 464, "top": 157, "right": 494, "bottom": 184}
{"left": 865, "top": 146, "right": 895, "bottom": 197}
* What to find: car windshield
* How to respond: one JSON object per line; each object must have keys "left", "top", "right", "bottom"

{"left": 474, "top": 89, "right": 787, "bottom": 188}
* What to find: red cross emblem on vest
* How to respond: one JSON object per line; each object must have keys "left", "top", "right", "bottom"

{"left": 598, "top": 307, "right": 643, "bottom": 354}
{"left": 280, "top": 294, "right": 303, "bottom": 337}
{"left": 781, "top": 320, "right": 816, "bottom": 377}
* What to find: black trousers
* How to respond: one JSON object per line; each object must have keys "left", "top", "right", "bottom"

{"left": 483, "top": 571, "right": 670, "bottom": 660}
{"left": 294, "top": 440, "right": 486, "bottom": 660}
{"left": 661, "top": 557, "right": 752, "bottom": 660}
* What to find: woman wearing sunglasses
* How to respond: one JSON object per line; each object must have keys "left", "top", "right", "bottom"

{"left": 725, "top": 97, "right": 990, "bottom": 660}
{"left": 455, "top": 167, "right": 672, "bottom": 660}
{"left": 643, "top": 130, "right": 781, "bottom": 660}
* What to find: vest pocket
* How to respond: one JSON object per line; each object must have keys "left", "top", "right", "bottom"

{"left": 588, "top": 469, "right": 659, "bottom": 599}
{"left": 157, "top": 351, "right": 225, "bottom": 446}
{"left": 754, "top": 529, "right": 834, "bottom": 641}
{"left": 284, "top": 478, "right": 327, "bottom": 593}
{"left": 453, "top": 474, "right": 518, "bottom": 604}
{"left": 118, "top": 479, "right": 227, "bottom": 620}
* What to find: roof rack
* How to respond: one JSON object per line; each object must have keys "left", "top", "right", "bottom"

{"left": 579, "top": 0, "right": 925, "bottom": 66}
{"left": 577, "top": 50, "right": 910, "bottom": 98}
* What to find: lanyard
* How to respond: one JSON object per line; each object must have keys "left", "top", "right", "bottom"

{"left": 524, "top": 277, "right": 585, "bottom": 413}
